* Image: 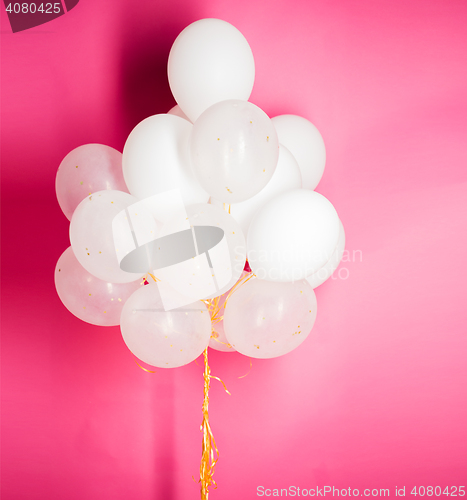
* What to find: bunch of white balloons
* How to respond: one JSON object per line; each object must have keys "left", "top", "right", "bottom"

{"left": 54, "top": 18, "right": 345, "bottom": 368}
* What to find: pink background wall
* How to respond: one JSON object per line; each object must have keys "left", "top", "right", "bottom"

{"left": 2, "top": 0, "right": 466, "bottom": 498}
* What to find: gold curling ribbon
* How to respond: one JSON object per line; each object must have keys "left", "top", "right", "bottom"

{"left": 199, "top": 346, "right": 230, "bottom": 499}
{"left": 199, "top": 272, "right": 255, "bottom": 497}
{"left": 204, "top": 272, "right": 255, "bottom": 350}
{"left": 238, "top": 358, "right": 253, "bottom": 379}
{"left": 145, "top": 265, "right": 255, "bottom": 497}
{"left": 134, "top": 357, "right": 157, "bottom": 373}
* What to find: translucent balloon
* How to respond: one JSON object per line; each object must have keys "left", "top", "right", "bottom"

{"left": 223, "top": 277, "right": 317, "bottom": 358}
{"left": 168, "top": 19, "right": 255, "bottom": 122}
{"left": 191, "top": 100, "right": 279, "bottom": 203}
{"left": 56, "top": 144, "right": 128, "bottom": 221}
{"left": 210, "top": 145, "right": 301, "bottom": 235}
{"left": 55, "top": 247, "right": 142, "bottom": 326}
{"left": 271, "top": 115, "right": 326, "bottom": 190}
{"left": 209, "top": 292, "right": 235, "bottom": 352}
{"left": 208, "top": 271, "right": 249, "bottom": 353}
{"left": 306, "top": 220, "right": 345, "bottom": 288}
{"left": 70, "top": 190, "right": 156, "bottom": 283}
{"left": 184, "top": 203, "right": 247, "bottom": 298}
{"left": 209, "top": 318, "right": 235, "bottom": 353}
{"left": 247, "top": 189, "right": 340, "bottom": 282}
{"left": 120, "top": 283, "right": 212, "bottom": 368}
{"left": 122, "top": 114, "right": 209, "bottom": 206}
{"left": 167, "top": 104, "right": 191, "bottom": 122}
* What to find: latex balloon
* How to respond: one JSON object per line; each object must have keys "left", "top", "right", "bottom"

{"left": 271, "top": 115, "right": 326, "bottom": 190}
{"left": 168, "top": 19, "right": 255, "bottom": 122}
{"left": 168, "top": 104, "right": 191, "bottom": 122}
{"left": 208, "top": 271, "right": 249, "bottom": 352}
{"left": 247, "top": 189, "right": 340, "bottom": 282}
{"left": 306, "top": 220, "right": 345, "bottom": 288}
{"left": 191, "top": 100, "right": 279, "bottom": 203}
{"left": 56, "top": 144, "right": 128, "bottom": 221}
{"left": 55, "top": 247, "right": 142, "bottom": 326}
{"left": 223, "top": 277, "right": 317, "bottom": 358}
{"left": 184, "top": 203, "right": 246, "bottom": 299}
{"left": 209, "top": 317, "right": 236, "bottom": 353}
{"left": 70, "top": 190, "right": 156, "bottom": 283}
{"left": 122, "top": 114, "right": 209, "bottom": 206}
{"left": 210, "top": 145, "right": 301, "bottom": 235}
{"left": 120, "top": 283, "right": 212, "bottom": 368}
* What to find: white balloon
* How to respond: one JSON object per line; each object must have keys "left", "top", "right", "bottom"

{"left": 167, "top": 104, "right": 191, "bottom": 122}
{"left": 247, "top": 189, "right": 339, "bottom": 282}
{"left": 55, "top": 247, "right": 142, "bottom": 326}
{"left": 70, "top": 190, "right": 155, "bottom": 283}
{"left": 122, "top": 114, "right": 209, "bottom": 206}
{"left": 120, "top": 283, "right": 212, "bottom": 368}
{"left": 208, "top": 293, "right": 235, "bottom": 353}
{"left": 184, "top": 203, "right": 246, "bottom": 298}
{"left": 211, "top": 145, "right": 301, "bottom": 235}
{"left": 209, "top": 319, "right": 236, "bottom": 352}
{"left": 55, "top": 144, "right": 127, "bottom": 221}
{"left": 208, "top": 270, "right": 248, "bottom": 352}
{"left": 168, "top": 19, "right": 255, "bottom": 122}
{"left": 191, "top": 100, "right": 279, "bottom": 203}
{"left": 223, "top": 277, "right": 317, "bottom": 359}
{"left": 306, "top": 220, "right": 345, "bottom": 288}
{"left": 272, "top": 115, "right": 326, "bottom": 190}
